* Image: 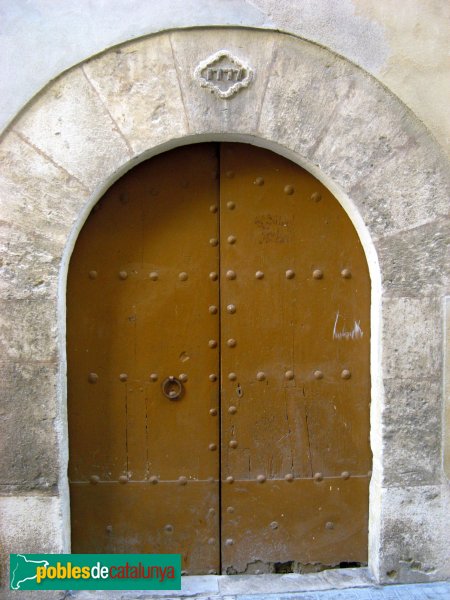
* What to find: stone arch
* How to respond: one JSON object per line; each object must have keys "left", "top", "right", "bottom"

{"left": 0, "top": 27, "right": 448, "bottom": 586}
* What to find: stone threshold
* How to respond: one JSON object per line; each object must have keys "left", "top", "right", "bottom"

{"left": 68, "top": 567, "right": 374, "bottom": 598}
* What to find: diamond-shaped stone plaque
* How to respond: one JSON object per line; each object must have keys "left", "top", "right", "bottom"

{"left": 194, "top": 50, "right": 254, "bottom": 99}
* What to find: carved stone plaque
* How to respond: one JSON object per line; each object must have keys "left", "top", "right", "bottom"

{"left": 194, "top": 50, "right": 254, "bottom": 99}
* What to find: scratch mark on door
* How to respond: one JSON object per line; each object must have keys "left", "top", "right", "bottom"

{"left": 333, "top": 310, "right": 364, "bottom": 340}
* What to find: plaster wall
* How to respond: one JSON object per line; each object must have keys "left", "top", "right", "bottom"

{"left": 0, "top": 27, "right": 449, "bottom": 600}
{"left": 1, "top": 0, "right": 449, "bottom": 157}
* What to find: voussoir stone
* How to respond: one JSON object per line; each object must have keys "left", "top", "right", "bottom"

{"left": 170, "top": 29, "right": 276, "bottom": 135}
{"left": 13, "top": 67, "right": 132, "bottom": 190}
{"left": 83, "top": 34, "right": 189, "bottom": 155}
{"left": 0, "top": 131, "right": 89, "bottom": 245}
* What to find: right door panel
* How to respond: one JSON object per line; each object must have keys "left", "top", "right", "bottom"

{"left": 219, "top": 143, "right": 371, "bottom": 574}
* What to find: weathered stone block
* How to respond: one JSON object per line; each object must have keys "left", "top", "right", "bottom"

{"left": 0, "top": 222, "right": 62, "bottom": 301}
{"left": 0, "top": 130, "right": 89, "bottom": 244}
{"left": 376, "top": 218, "right": 449, "bottom": 298}
{"left": 0, "top": 362, "right": 59, "bottom": 488}
{"left": 259, "top": 35, "right": 356, "bottom": 159}
{"left": 84, "top": 34, "right": 189, "bottom": 155}
{"left": 311, "top": 84, "right": 411, "bottom": 193}
{"left": 382, "top": 379, "right": 441, "bottom": 487}
{"left": 348, "top": 139, "right": 450, "bottom": 238}
{"left": 0, "top": 495, "right": 66, "bottom": 600}
{"left": 382, "top": 296, "right": 442, "bottom": 380}
{"left": 377, "top": 484, "right": 450, "bottom": 583}
{"left": 0, "top": 298, "right": 58, "bottom": 362}
{"left": 14, "top": 68, "right": 132, "bottom": 189}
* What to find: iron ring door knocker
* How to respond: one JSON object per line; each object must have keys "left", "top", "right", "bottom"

{"left": 162, "top": 376, "right": 184, "bottom": 400}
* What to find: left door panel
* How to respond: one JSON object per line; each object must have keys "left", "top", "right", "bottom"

{"left": 68, "top": 144, "right": 220, "bottom": 574}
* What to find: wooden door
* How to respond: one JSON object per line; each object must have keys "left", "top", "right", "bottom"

{"left": 219, "top": 144, "right": 371, "bottom": 574}
{"left": 68, "top": 144, "right": 221, "bottom": 574}
{"left": 68, "top": 143, "right": 371, "bottom": 575}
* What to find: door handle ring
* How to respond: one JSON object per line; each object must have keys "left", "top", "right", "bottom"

{"left": 162, "top": 376, "right": 184, "bottom": 400}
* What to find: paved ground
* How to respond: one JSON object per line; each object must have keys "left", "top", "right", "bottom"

{"left": 68, "top": 569, "right": 450, "bottom": 600}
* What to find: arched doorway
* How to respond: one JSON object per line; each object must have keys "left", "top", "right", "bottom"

{"left": 67, "top": 142, "right": 371, "bottom": 575}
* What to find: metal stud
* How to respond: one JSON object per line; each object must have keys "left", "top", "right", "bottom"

{"left": 209, "top": 204, "right": 218, "bottom": 213}
{"left": 227, "top": 201, "right": 236, "bottom": 210}
{"left": 226, "top": 506, "right": 235, "bottom": 513}
{"left": 208, "top": 538, "right": 215, "bottom": 545}
{"left": 226, "top": 170, "right": 234, "bottom": 179}
{"left": 178, "top": 476, "right": 187, "bottom": 485}
{"left": 119, "top": 373, "right": 128, "bottom": 382}
{"left": 119, "top": 475, "right": 128, "bottom": 484}
{"left": 164, "top": 524, "right": 174, "bottom": 533}
{"left": 227, "top": 304, "right": 236, "bottom": 314}
{"left": 106, "top": 525, "right": 113, "bottom": 533}
{"left": 313, "top": 269, "right": 323, "bottom": 279}
{"left": 314, "top": 370, "right": 324, "bottom": 380}
{"left": 209, "top": 305, "right": 218, "bottom": 314}
{"left": 256, "top": 371, "right": 266, "bottom": 381}
{"left": 149, "top": 476, "right": 158, "bottom": 484}
{"left": 341, "top": 268, "right": 352, "bottom": 279}
{"left": 257, "top": 474, "right": 266, "bottom": 483}
{"left": 179, "top": 373, "right": 188, "bottom": 383}
{"left": 209, "top": 238, "right": 219, "bottom": 247}
{"left": 88, "top": 373, "right": 98, "bottom": 384}
{"left": 149, "top": 271, "right": 158, "bottom": 281}
{"left": 341, "top": 369, "right": 352, "bottom": 379}
{"left": 209, "top": 272, "right": 218, "bottom": 281}
{"left": 314, "top": 472, "right": 323, "bottom": 482}
{"left": 285, "top": 269, "right": 295, "bottom": 279}
{"left": 181, "top": 570, "right": 188, "bottom": 576}
{"left": 88, "top": 270, "right": 98, "bottom": 279}
{"left": 270, "top": 521, "right": 279, "bottom": 529}
{"left": 325, "top": 521, "right": 334, "bottom": 530}
{"left": 285, "top": 370, "right": 294, "bottom": 380}
{"left": 226, "top": 476, "right": 234, "bottom": 484}
{"left": 311, "top": 192, "right": 322, "bottom": 202}
{"left": 341, "top": 471, "right": 350, "bottom": 479}
{"left": 207, "top": 476, "right": 215, "bottom": 483}
{"left": 208, "top": 507, "right": 216, "bottom": 516}
{"left": 284, "top": 185, "right": 294, "bottom": 195}
{"left": 227, "top": 235, "right": 237, "bottom": 244}
{"left": 209, "top": 408, "right": 218, "bottom": 416}
{"left": 228, "top": 406, "right": 237, "bottom": 414}
{"left": 89, "top": 475, "right": 99, "bottom": 484}
{"left": 226, "top": 270, "right": 236, "bottom": 280}
{"left": 225, "top": 538, "right": 234, "bottom": 546}
{"left": 228, "top": 372, "right": 237, "bottom": 381}
{"left": 209, "top": 340, "right": 218, "bottom": 348}
{"left": 209, "top": 374, "right": 217, "bottom": 382}
{"left": 178, "top": 272, "right": 188, "bottom": 281}
{"left": 119, "top": 271, "right": 128, "bottom": 280}
{"left": 255, "top": 271, "right": 264, "bottom": 279}
{"left": 229, "top": 440, "right": 238, "bottom": 449}
{"left": 254, "top": 177, "right": 264, "bottom": 186}
{"left": 285, "top": 473, "right": 294, "bottom": 482}
{"left": 209, "top": 443, "right": 217, "bottom": 451}
{"left": 208, "top": 569, "right": 216, "bottom": 575}
{"left": 227, "top": 338, "right": 237, "bottom": 348}
{"left": 150, "top": 373, "right": 158, "bottom": 382}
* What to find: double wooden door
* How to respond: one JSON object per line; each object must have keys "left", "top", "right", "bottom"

{"left": 68, "top": 143, "right": 371, "bottom": 574}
